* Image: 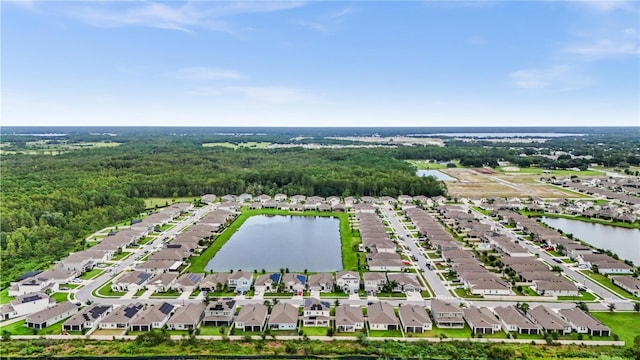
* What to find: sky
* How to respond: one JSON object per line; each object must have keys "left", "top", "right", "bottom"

{"left": 2, "top": 0, "right": 639, "bottom": 127}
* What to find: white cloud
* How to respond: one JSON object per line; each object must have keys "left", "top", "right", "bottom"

{"left": 169, "top": 67, "right": 245, "bottom": 81}
{"left": 192, "top": 85, "right": 310, "bottom": 104}
{"left": 566, "top": 39, "right": 640, "bottom": 57}
{"left": 467, "top": 35, "right": 487, "bottom": 45}
{"left": 65, "top": 1, "right": 304, "bottom": 32}
{"left": 509, "top": 65, "right": 592, "bottom": 90}
{"left": 294, "top": 5, "right": 354, "bottom": 33}
{"left": 571, "top": 0, "right": 635, "bottom": 12}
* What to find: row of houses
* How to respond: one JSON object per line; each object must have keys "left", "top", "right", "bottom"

{"left": 499, "top": 211, "right": 633, "bottom": 274}
{"left": 356, "top": 209, "right": 407, "bottom": 273}
{"left": 553, "top": 178, "right": 640, "bottom": 207}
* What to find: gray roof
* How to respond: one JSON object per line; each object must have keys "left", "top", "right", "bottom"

{"left": 269, "top": 303, "right": 298, "bottom": 325}
{"left": 463, "top": 306, "right": 500, "bottom": 329}
{"left": 334, "top": 305, "right": 364, "bottom": 327}
{"left": 398, "top": 305, "right": 431, "bottom": 327}
{"left": 528, "top": 306, "right": 570, "bottom": 331}
{"left": 235, "top": 304, "right": 268, "bottom": 327}
{"left": 167, "top": 303, "right": 206, "bottom": 326}
{"left": 307, "top": 273, "right": 334, "bottom": 288}
{"left": 63, "top": 304, "right": 111, "bottom": 326}
{"left": 131, "top": 303, "right": 174, "bottom": 325}
{"left": 431, "top": 299, "right": 462, "bottom": 316}
{"left": 363, "top": 272, "right": 387, "bottom": 282}
{"left": 493, "top": 306, "right": 540, "bottom": 330}
{"left": 26, "top": 302, "right": 77, "bottom": 324}
{"left": 101, "top": 303, "right": 144, "bottom": 325}
{"left": 114, "top": 271, "right": 152, "bottom": 285}
{"left": 558, "top": 308, "right": 610, "bottom": 331}
{"left": 304, "top": 297, "right": 330, "bottom": 311}
{"left": 367, "top": 302, "right": 397, "bottom": 326}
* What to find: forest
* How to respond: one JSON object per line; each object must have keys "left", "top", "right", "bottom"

{"left": 1, "top": 128, "right": 639, "bottom": 288}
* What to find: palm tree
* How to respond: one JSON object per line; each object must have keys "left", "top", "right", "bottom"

{"left": 576, "top": 302, "right": 589, "bottom": 312}
{"left": 519, "top": 302, "right": 530, "bottom": 314}
{"left": 608, "top": 303, "right": 616, "bottom": 312}
{"left": 633, "top": 302, "right": 640, "bottom": 312}
{"left": 334, "top": 299, "right": 341, "bottom": 308}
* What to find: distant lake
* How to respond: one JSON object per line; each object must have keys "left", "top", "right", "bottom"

{"left": 428, "top": 133, "right": 585, "bottom": 138}
{"left": 416, "top": 170, "right": 456, "bottom": 181}
{"left": 205, "top": 215, "right": 342, "bottom": 272}
{"left": 541, "top": 217, "right": 640, "bottom": 265}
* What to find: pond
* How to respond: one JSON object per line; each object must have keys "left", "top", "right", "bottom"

{"left": 541, "top": 217, "right": 640, "bottom": 265}
{"left": 416, "top": 169, "right": 456, "bottom": 181}
{"left": 205, "top": 215, "right": 342, "bottom": 272}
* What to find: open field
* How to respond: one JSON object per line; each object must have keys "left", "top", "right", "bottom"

{"left": 144, "top": 197, "right": 197, "bottom": 209}
{"left": 442, "top": 168, "right": 596, "bottom": 199}
{"left": 405, "top": 160, "right": 453, "bottom": 169}
{"left": 0, "top": 141, "right": 121, "bottom": 155}
{"left": 591, "top": 312, "right": 640, "bottom": 345}
{"left": 202, "top": 142, "right": 271, "bottom": 149}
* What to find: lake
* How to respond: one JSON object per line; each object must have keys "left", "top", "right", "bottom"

{"left": 541, "top": 217, "right": 640, "bottom": 265}
{"left": 205, "top": 215, "right": 342, "bottom": 272}
{"left": 416, "top": 169, "right": 456, "bottom": 181}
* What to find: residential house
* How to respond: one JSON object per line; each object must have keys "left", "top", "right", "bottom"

{"left": 611, "top": 276, "right": 640, "bottom": 296}
{"left": 558, "top": 308, "right": 610, "bottom": 336}
{"left": 111, "top": 271, "right": 152, "bottom": 292}
{"left": 228, "top": 271, "right": 254, "bottom": 294}
{"left": 367, "top": 302, "right": 398, "bottom": 331}
{"left": 281, "top": 273, "right": 306, "bottom": 294}
{"left": 172, "top": 273, "right": 204, "bottom": 293}
{"left": 463, "top": 306, "right": 501, "bottom": 335}
{"left": 203, "top": 299, "right": 236, "bottom": 326}
{"left": 386, "top": 273, "right": 421, "bottom": 293}
{"left": 61, "top": 250, "right": 108, "bottom": 272}
{"left": 62, "top": 304, "right": 112, "bottom": 332}
{"left": 493, "top": 306, "right": 540, "bottom": 335}
{"left": 334, "top": 305, "right": 365, "bottom": 332}
{"left": 98, "top": 303, "right": 145, "bottom": 329}
{"left": 9, "top": 267, "right": 76, "bottom": 297}
{"left": 145, "top": 272, "right": 178, "bottom": 293}
{"left": 532, "top": 277, "right": 579, "bottom": 297}
{"left": 307, "top": 273, "right": 334, "bottom": 293}
{"left": 398, "top": 305, "right": 432, "bottom": 333}
{"left": 130, "top": 303, "right": 175, "bottom": 331}
{"left": 268, "top": 303, "right": 298, "bottom": 330}
{"left": 254, "top": 274, "right": 281, "bottom": 293}
{"left": 166, "top": 303, "right": 206, "bottom": 331}
{"left": 303, "top": 298, "right": 330, "bottom": 327}
{"left": 430, "top": 299, "right": 465, "bottom": 328}
{"left": 336, "top": 271, "right": 360, "bottom": 294}
{"left": 199, "top": 273, "right": 230, "bottom": 293}
{"left": 26, "top": 302, "right": 78, "bottom": 330}
{"left": 234, "top": 304, "right": 268, "bottom": 332}
{"left": 526, "top": 306, "right": 571, "bottom": 334}
{"left": 0, "top": 293, "right": 52, "bottom": 320}
{"left": 363, "top": 272, "right": 387, "bottom": 295}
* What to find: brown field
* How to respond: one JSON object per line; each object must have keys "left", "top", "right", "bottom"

{"left": 442, "top": 168, "right": 595, "bottom": 199}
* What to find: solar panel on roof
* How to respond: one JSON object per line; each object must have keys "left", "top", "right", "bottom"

{"left": 22, "top": 295, "right": 42, "bottom": 303}
{"left": 82, "top": 314, "right": 90, "bottom": 321}
{"left": 158, "top": 303, "right": 174, "bottom": 315}
{"left": 187, "top": 274, "right": 201, "bottom": 283}
{"left": 270, "top": 274, "right": 280, "bottom": 282}
{"left": 137, "top": 272, "right": 152, "bottom": 284}
{"left": 296, "top": 275, "right": 306, "bottom": 284}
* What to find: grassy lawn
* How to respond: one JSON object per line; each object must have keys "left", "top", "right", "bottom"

{"left": 471, "top": 206, "right": 491, "bottom": 216}
{"left": 79, "top": 268, "right": 104, "bottom": 280}
{"left": 454, "top": 288, "right": 482, "bottom": 298}
{"left": 0, "top": 317, "right": 68, "bottom": 336}
{"left": 406, "top": 160, "right": 450, "bottom": 170}
{"left": 590, "top": 312, "right": 640, "bottom": 345}
{"left": 150, "top": 290, "right": 181, "bottom": 298}
{"left": 319, "top": 292, "right": 348, "bottom": 298}
{"left": 159, "top": 223, "right": 174, "bottom": 231}
{"left": 558, "top": 290, "right": 597, "bottom": 301}
{"left": 300, "top": 326, "right": 330, "bottom": 336}
{"left": 200, "top": 325, "right": 229, "bottom": 336}
{"left": 94, "top": 281, "right": 127, "bottom": 298}
{"left": 110, "top": 251, "right": 131, "bottom": 261}
{"left": 60, "top": 283, "right": 79, "bottom": 290}
{"left": 137, "top": 236, "right": 155, "bottom": 245}
{"left": 144, "top": 197, "right": 197, "bottom": 209}
{"left": 188, "top": 209, "right": 354, "bottom": 273}
{"left": 133, "top": 289, "right": 146, "bottom": 297}
{"left": 166, "top": 330, "right": 191, "bottom": 336}
{"left": 368, "top": 329, "right": 403, "bottom": 337}
{"left": 0, "top": 288, "right": 13, "bottom": 304}
{"left": 51, "top": 292, "right": 69, "bottom": 303}
{"left": 377, "top": 292, "right": 407, "bottom": 299}
{"left": 580, "top": 271, "right": 640, "bottom": 301}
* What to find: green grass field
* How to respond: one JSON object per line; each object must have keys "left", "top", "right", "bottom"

{"left": 144, "top": 197, "right": 197, "bottom": 209}
{"left": 497, "top": 167, "right": 604, "bottom": 176}
{"left": 79, "top": 268, "right": 104, "bottom": 280}
{"left": 51, "top": 292, "right": 69, "bottom": 303}
{"left": 557, "top": 290, "right": 597, "bottom": 301}
{"left": 188, "top": 209, "right": 354, "bottom": 273}
{"left": 368, "top": 329, "right": 403, "bottom": 337}
{"left": 300, "top": 326, "right": 330, "bottom": 336}
{"left": 406, "top": 160, "right": 452, "bottom": 170}
{"left": 0, "top": 317, "right": 69, "bottom": 336}
{"left": 0, "top": 288, "right": 13, "bottom": 304}
{"left": 590, "top": 312, "right": 640, "bottom": 345}
{"left": 520, "top": 211, "right": 639, "bottom": 229}
{"left": 579, "top": 271, "right": 640, "bottom": 301}
{"left": 94, "top": 281, "right": 127, "bottom": 298}
{"left": 202, "top": 142, "right": 271, "bottom": 149}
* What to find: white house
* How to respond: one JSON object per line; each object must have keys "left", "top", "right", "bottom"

{"left": 0, "top": 293, "right": 52, "bottom": 320}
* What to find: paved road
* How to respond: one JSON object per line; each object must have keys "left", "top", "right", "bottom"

{"left": 469, "top": 207, "right": 634, "bottom": 311}
{"left": 75, "top": 204, "right": 215, "bottom": 306}
{"left": 379, "top": 206, "right": 455, "bottom": 300}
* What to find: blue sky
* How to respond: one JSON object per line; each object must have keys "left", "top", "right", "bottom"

{"left": 2, "top": 0, "right": 639, "bottom": 127}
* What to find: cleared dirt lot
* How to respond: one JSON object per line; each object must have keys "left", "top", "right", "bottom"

{"left": 441, "top": 168, "right": 593, "bottom": 199}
